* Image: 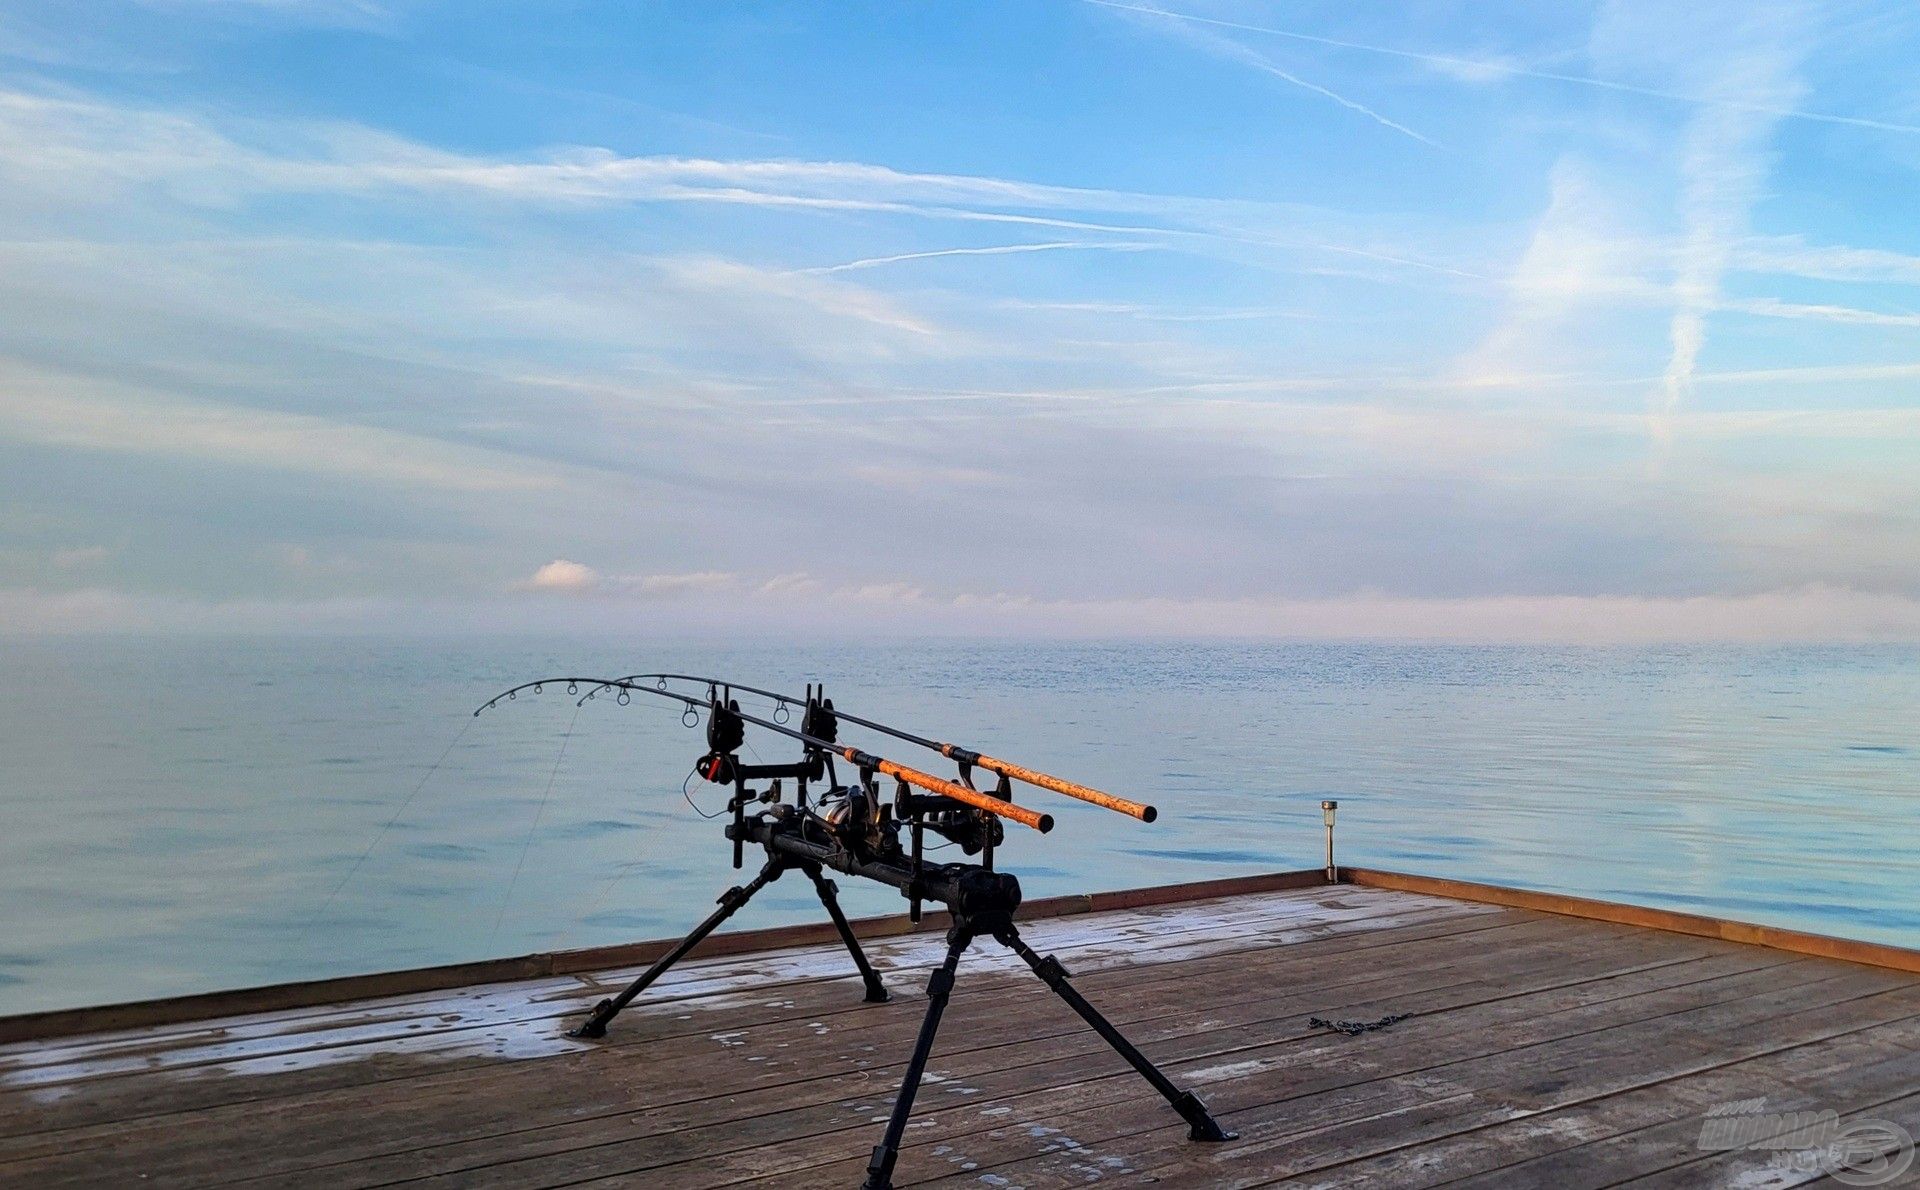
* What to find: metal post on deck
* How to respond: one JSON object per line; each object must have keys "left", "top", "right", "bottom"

{"left": 1321, "top": 800, "right": 1338, "bottom": 882}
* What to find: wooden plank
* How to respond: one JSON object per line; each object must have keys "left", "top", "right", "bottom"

{"left": 1428, "top": 1024, "right": 1920, "bottom": 1189}
{"left": 1257, "top": 1006, "right": 1920, "bottom": 1187}
{"left": 0, "top": 870, "right": 1331, "bottom": 1043}
{"left": 0, "top": 892, "right": 1496, "bottom": 1144}
{"left": 4, "top": 881, "right": 1913, "bottom": 1190}
{"left": 768, "top": 955, "right": 1904, "bottom": 1190}
{"left": 1345, "top": 868, "right": 1920, "bottom": 974}
{"left": 0, "top": 888, "right": 1466, "bottom": 1096}
{"left": 0, "top": 908, "right": 1548, "bottom": 1186}
{"left": 557, "top": 938, "right": 1802, "bottom": 1187}
{"left": 1640, "top": 1090, "right": 1920, "bottom": 1188}
{"left": 0, "top": 884, "right": 1390, "bottom": 1077}
{"left": 888, "top": 972, "right": 1920, "bottom": 1190}
{"left": 188, "top": 917, "right": 1590, "bottom": 1190}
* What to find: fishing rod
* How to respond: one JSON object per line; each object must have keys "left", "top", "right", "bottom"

{"left": 474, "top": 677, "right": 1052, "bottom": 834}
{"left": 589, "top": 672, "right": 1158, "bottom": 823}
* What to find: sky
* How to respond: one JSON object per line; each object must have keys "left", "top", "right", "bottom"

{"left": 1, "top": 0, "right": 1918, "bottom": 641}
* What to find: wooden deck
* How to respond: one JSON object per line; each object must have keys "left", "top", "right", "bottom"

{"left": 2, "top": 881, "right": 1917, "bottom": 1188}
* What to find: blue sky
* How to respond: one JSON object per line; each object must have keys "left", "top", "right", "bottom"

{"left": 1, "top": 0, "right": 1918, "bottom": 639}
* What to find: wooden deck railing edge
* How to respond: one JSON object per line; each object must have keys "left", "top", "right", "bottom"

{"left": 1341, "top": 868, "right": 1920, "bottom": 975}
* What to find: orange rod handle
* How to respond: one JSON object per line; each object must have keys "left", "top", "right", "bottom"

{"left": 847, "top": 750, "right": 1054, "bottom": 833}
{"left": 964, "top": 752, "right": 1157, "bottom": 823}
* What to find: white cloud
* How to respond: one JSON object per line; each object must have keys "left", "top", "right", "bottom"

{"left": 520, "top": 559, "right": 599, "bottom": 592}
{"left": 514, "top": 563, "right": 739, "bottom": 599}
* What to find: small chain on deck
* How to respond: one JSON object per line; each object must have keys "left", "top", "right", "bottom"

{"left": 1309, "top": 1012, "right": 1411, "bottom": 1036}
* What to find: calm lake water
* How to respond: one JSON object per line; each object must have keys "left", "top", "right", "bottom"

{"left": 1, "top": 636, "right": 1915, "bottom": 1015}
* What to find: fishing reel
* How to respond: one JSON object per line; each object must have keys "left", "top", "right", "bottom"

{"left": 822, "top": 782, "right": 894, "bottom": 855}
{"left": 896, "top": 790, "right": 1003, "bottom": 856}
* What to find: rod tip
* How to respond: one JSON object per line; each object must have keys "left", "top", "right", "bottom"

{"left": 1140, "top": 805, "right": 1159, "bottom": 824}
{"left": 1036, "top": 813, "right": 1055, "bottom": 833}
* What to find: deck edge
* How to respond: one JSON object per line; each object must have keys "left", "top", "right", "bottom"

{"left": 1342, "top": 868, "right": 1920, "bottom": 974}
{"left": 14, "top": 866, "right": 1914, "bottom": 1044}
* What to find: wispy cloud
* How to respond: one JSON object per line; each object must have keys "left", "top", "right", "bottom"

{"left": 513, "top": 561, "right": 739, "bottom": 598}
{"left": 1645, "top": 3, "right": 1808, "bottom": 442}
{"left": 1734, "top": 236, "right": 1920, "bottom": 285}
{"left": 1081, "top": 0, "right": 1920, "bottom": 136}
{"left": 798, "top": 241, "right": 1158, "bottom": 275}
{"left": 1720, "top": 296, "right": 1920, "bottom": 328}
{"left": 0, "top": 88, "right": 1476, "bottom": 280}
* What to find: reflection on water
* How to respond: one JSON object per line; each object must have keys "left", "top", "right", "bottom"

{"left": 0, "top": 636, "right": 1915, "bottom": 1014}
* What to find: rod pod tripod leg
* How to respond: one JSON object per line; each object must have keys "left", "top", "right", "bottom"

{"left": 863, "top": 925, "right": 972, "bottom": 1190}
{"left": 804, "top": 863, "right": 889, "bottom": 1003}
{"left": 569, "top": 856, "right": 786, "bottom": 1039}
{"left": 992, "top": 922, "right": 1236, "bottom": 1143}
{"left": 861, "top": 919, "right": 1234, "bottom": 1190}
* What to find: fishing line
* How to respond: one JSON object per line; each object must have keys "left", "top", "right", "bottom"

{"left": 682, "top": 763, "right": 725, "bottom": 818}
{"left": 488, "top": 703, "right": 581, "bottom": 951}
{"left": 552, "top": 762, "right": 703, "bottom": 950}
{"left": 551, "top": 853, "right": 648, "bottom": 951}
{"left": 313, "top": 716, "right": 474, "bottom": 926}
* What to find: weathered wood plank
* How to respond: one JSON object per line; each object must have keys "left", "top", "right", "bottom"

{"left": 1431, "top": 1031, "right": 1920, "bottom": 1189}
{"left": 0, "top": 887, "right": 1454, "bottom": 1086}
{"left": 888, "top": 973, "right": 1920, "bottom": 1189}
{"left": 215, "top": 921, "right": 1636, "bottom": 1190}
{"left": 0, "top": 910, "right": 1545, "bottom": 1186}
{"left": 596, "top": 945, "right": 1824, "bottom": 1187}
{"left": 1259, "top": 1010, "right": 1920, "bottom": 1187}
{"left": 0, "top": 887, "right": 1346, "bottom": 1072}
{"left": 2, "top": 882, "right": 1914, "bottom": 1190}
{"left": 0, "top": 870, "right": 1334, "bottom": 1045}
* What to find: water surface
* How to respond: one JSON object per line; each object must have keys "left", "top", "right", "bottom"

{"left": 1, "top": 637, "right": 1914, "bottom": 1015}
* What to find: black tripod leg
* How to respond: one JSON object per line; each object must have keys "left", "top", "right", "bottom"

{"left": 862, "top": 926, "right": 972, "bottom": 1190}
{"left": 805, "top": 864, "right": 889, "bottom": 1002}
{"left": 994, "top": 924, "right": 1237, "bottom": 1142}
{"left": 570, "top": 857, "right": 785, "bottom": 1039}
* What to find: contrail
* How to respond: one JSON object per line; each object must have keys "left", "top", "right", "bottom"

{"left": 1082, "top": 0, "right": 1920, "bottom": 137}
{"left": 1092, "top": 0, "right": 1435, "bottom": 146}
{"left": 1234, "top": 52, "right": 1438, "bottom": 147}
{"left": 800, "top": 241, "right": 1154, "bottom": 274}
